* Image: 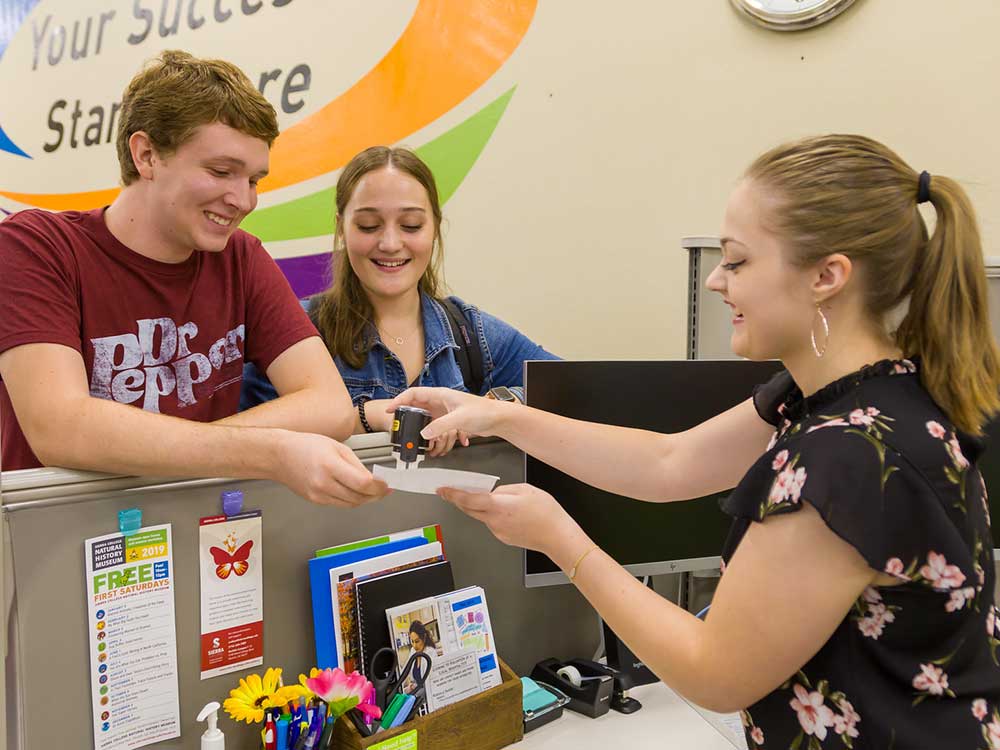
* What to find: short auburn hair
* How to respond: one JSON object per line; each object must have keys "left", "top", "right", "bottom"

{"left": 116, "top": 50, "right": 279, "bottom": 185}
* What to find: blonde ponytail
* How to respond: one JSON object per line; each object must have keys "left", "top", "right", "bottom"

{"left": 747, "top": 135, "right": 1000, "bottom": 434}
{"left": 895, "top": 174, "right": 1000, "bottom": 434}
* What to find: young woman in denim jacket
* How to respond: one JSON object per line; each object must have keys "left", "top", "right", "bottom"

{"left": 240, "top": 146, "right": 557, "bottom": 455}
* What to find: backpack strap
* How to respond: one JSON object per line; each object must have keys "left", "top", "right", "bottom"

{"left": 440, "top": 298, "right": 485, "bottom": 395}
{"left": 305, "top": 294, "right": 324, "bottom": 326}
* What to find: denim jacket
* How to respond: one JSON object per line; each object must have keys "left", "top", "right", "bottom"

{"left": 239, "top": 292, "right": 559, "bottom": 409}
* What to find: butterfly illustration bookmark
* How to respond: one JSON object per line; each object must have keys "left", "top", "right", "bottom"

{"left": 198, "top": 503, "right": 264, "bottom": 680}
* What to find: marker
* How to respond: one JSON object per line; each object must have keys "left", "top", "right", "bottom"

{"left": 276, "top": 715, "right": 289, "bottom": 750}
{"left": 388, "top": 694, "right": 416, "bottom": 728}
{"left": 264, "top": 709, "right": 276, "bottom": 750}
{"left": 379, "top": 693, "right": 408, "bottom": 730}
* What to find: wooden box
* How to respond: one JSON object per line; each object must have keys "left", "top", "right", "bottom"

{"left": 332, "top": 659, "right": 523, "bottom": 750}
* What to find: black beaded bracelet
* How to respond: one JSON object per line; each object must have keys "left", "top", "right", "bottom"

{"left": 357, "top": 399, "right": 375, "bottom": 433}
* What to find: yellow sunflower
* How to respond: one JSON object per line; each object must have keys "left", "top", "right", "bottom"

{"left": 223, "top": 667, "right": 306, "bottom": 724}
{"left": 297, "top": 667, "right": 322, "bottom": 702}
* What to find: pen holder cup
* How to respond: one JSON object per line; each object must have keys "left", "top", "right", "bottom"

{"left": 530, "top": 657, "right": 614, "bottom": 719}
{"left": 332, "top": 659, "right": 523, "bottom": 750}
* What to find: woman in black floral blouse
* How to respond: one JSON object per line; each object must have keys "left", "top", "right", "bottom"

{"left": 388, "top": 134, "right": 1000, "bottom": 749}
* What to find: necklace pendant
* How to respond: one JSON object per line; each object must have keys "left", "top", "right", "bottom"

{"left": 394, "top": 336, "right": 405, "bottom": 345}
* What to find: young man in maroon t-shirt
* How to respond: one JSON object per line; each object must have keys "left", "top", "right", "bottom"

{"left": 0, "top": 50, "right": 387, "bottom": 508}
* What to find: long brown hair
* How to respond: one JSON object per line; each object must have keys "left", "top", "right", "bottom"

{"left": 116, "top": 50, "right": 278, "bottom": 185}
{"left": 746, "top": 134, "right": 1000, "bottom": 435}
{"left": 314, "top": 146, "right": 446, "bottom": 369}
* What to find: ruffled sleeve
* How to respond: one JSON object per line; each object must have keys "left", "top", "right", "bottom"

{"left": 722, "top": 418, "right": 979, "bottom": 589}
{"left": 751, "top": 369, "right": 796, "bottom": 426}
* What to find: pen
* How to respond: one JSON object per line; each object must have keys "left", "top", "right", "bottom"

{"left": 289, "top": 701, "right": 303, "bottom": 747}
{"left": 318, "top": 715, "right": 336, "bottom": 749}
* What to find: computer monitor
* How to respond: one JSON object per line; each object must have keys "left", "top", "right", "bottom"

{"left": 523, "top": 359, "right": 784, "bottom": 587}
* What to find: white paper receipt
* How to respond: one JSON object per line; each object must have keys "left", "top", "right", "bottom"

{"left": 373, "top": 465, "right": 499, "bottom": 495}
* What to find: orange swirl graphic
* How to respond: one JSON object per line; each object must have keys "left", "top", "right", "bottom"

{"left": 0, "top": 0, "right": 537, "bottom": 211}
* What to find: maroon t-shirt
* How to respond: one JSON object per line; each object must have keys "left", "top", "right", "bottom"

{"left": 0, "top": 208, "right": 317, "bottom": 470}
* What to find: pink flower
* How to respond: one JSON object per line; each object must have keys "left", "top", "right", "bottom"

{"left": 973, "top": 698, "right": 989, "bottom": 721}
{"left": 987, "top": 606, "right": 998, "bottom": 638}
{"left": 768, "top": 470, "right": 790, "bottom": 505}
{"left": 988, "top": 718, "right": 1000, "bottom": 750}
{"left": 866, "top": 407, "right": 880, "bottom": 417}
{"left": 920, "top": 551, "right": 966, "bottom": 590}
{"left": 807, "top": 418, "right": 848, "bottom": 433}
{"left": 946, "top": 587, "right": 976, "bottom": 612}
{"left": 750, "top": 726, "right": 764, "bottom": 744}
{"left": 785, "top": 466, "right": 807, "bottom": 503}
{"left": 926, "top": 421, "right": 946, "bottom": 439}
{"left": 857, "top": 605, "right": 895, "bottom": 639}
{"left": 948, "top": 437, "right": 970, "bottom": 470}
{"left": 772, "top": 450, "right": 789, "bottom": 471}
{"left": 849, "top": 408, "right": 874, "bottom": 427}
{"left": 833, "top": 698, "right": 860, "bottom": 738}
{"left": 789, "top": 684, "right": 835, "bottom": 740}
{"left": 912, "top": 663, "right": 949, "bottom": 695}
{"left": 768, "top": 462, "right": 808, "bottom": 506}
{"left": 862, "top": 586, "right": 882, "bottom": 605}
{"left": 306, "top": 668, "right": 381, "bottom": 720}
{"left": 884, "top": 558, "right": 905, "bottom": 578}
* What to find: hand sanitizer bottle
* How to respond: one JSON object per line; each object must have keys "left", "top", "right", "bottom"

{"left": 197, "top": 701, "right": 225, "bottom": 750}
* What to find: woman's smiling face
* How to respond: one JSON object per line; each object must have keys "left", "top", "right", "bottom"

{"left": 706, "top": 179, "right": 818, "bottom": 362}
{"left": 341, "top": 166, "right": 436, "bottom": 303}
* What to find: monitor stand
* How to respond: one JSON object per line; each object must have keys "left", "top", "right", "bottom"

{"left": 601, "top": 617, "right": 658, "bottom": 687}
{"left": 594, "top": 575, "right": 660, "bottom": 710}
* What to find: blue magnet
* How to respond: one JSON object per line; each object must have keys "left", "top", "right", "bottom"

{"left": 117, "top": 508, "right": 142, "bottom": 536}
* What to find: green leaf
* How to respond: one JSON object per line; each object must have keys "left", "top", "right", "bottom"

{"left": 790, "top": 732, "right": 804, "bottom": 750}
{"left": 242, "top": 87, "right": 517, "bottom": 242}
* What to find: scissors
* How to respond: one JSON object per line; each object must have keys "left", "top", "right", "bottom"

{"left": 368, "top": 646, "right": 433, "bottom": 713}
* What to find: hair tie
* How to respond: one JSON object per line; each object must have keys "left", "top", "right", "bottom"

{"left": 917, "top": 171, "right": 932, "bottom": 204}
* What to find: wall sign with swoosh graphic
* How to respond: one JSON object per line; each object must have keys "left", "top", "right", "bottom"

{"left": 0, "top": 0, "right": 537, "bottom": 292}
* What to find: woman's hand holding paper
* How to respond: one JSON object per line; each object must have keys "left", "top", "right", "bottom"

{"left": 437, "top": 483, "right": 587, "bottom": 561}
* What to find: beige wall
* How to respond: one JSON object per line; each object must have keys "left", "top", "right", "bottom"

{"left": 438, "top": 0, "right": 1000, "bottom": 360}
{"left": 3, "top": 1, "right": 998, "bottom": 361}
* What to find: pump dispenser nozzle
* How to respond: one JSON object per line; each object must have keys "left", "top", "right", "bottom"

{"left": 197, "top": 701, "right": 225, "bottom": 750}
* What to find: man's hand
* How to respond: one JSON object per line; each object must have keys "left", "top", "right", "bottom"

{"left": 274, "top": 431, "right": 390, "bottom": 507}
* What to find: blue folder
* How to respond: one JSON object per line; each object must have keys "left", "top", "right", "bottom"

{"left": 309, "top": 536, "right": 429, "bottom": 669}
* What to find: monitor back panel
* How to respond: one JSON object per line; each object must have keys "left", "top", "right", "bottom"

{"left": 524, "top": 359, "right": 784, "bottom": 584}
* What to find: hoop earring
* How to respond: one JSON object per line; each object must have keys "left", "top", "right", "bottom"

{"left": 811, "top": 305, "right": 830, "bottom": 358}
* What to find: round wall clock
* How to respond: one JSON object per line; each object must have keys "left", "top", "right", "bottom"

{"left": 729, "top": 0, "right": 858, "bottom": 31}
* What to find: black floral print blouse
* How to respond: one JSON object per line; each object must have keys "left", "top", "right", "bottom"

{"left": 720, "top": 359, "right": 1000, "bottom": 750}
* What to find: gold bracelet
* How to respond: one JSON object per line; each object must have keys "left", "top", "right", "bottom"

{"left": 568, "top": 544, "right": 599, "bottom": 582}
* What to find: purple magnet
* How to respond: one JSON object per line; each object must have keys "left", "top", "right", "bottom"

{"left": 221, "top": 490, "right": 244, "bottom": 517}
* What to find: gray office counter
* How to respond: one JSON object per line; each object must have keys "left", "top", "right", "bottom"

{"left": 1, "top": 436, "right": 603, "bottom": 750}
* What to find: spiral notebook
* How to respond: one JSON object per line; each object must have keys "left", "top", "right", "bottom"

{"left": 355, "top": 560, "right": 455, "bottom": 676}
